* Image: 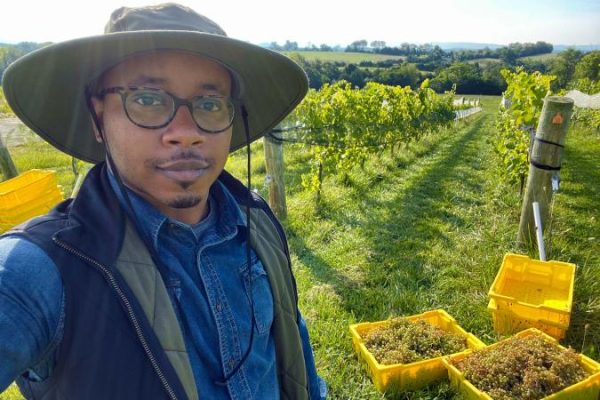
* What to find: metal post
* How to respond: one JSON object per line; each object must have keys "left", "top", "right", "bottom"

{"left": 532, "top": 202, "right": 546, "bottom": 261}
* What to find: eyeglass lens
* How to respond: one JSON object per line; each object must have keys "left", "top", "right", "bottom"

{"left": 124, "top": 89, "right": 234, "bottom": 132}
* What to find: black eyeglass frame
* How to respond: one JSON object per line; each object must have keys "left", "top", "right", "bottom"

{"left": 97, "top": 86, "right": 236, "bottom": 133}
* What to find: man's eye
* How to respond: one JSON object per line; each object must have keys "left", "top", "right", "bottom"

{"left": 131, "top": 92, "right": 164, "bottom": 106}
{"left": 197, "top": 98, "right": 223, "bottom": 112}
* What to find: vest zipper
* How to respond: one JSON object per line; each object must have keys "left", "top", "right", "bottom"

{"left": 53, "top": 237, "right": 180, "bottom": 400}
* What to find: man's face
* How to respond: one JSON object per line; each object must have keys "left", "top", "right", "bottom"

{"left": 92, "top": 51, "right": 233, "bottom": 224}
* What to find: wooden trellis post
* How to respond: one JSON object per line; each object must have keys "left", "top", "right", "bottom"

{"left": 263, "top": 132, "right": 287, "bottom": 220}
{"left": 517, "top": 96, "right": 574, "bottom": 246}
{"left": 0, "top": 136, "right": 18, "bottom": 181}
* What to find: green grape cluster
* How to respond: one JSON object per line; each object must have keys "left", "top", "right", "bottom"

{"left": 454, "top": 334, "right": 588, "bottom": 400}
{"left": 363, "top": 318, "right": 467, "bottom": 365}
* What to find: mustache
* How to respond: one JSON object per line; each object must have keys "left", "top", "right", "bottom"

{"left": 146, "top": 151, "right": 211, "bottom": 168}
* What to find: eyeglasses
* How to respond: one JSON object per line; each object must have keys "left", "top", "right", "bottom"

{"left": 98, "top": 86, "right": 235, "bottom": 133}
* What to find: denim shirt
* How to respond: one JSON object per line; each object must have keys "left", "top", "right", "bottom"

{"left": 0, "top": 175, "right": 325, "bottom": 399}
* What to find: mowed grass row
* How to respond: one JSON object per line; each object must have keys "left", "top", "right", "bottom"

{"left": 1, "top": 96, "right": 599, "bottom": 399}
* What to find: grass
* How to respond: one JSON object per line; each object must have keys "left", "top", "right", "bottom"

{"left": 282, "top": 50, "right": 405, "bottom": 63}
{"left": 466, "top": 58, "right": 502, "bottom": 66}
{"left": 518, "top": 53, "right": 559, "bottom": 62}
{"left": 1, "top": 95, "right": 599, "bottom": 399}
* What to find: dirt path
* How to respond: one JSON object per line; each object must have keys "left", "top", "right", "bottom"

{"left": 0, "top": 118, "right": 40, "bottom": 147}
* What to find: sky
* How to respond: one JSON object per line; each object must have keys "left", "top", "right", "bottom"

{"left": 1, "top": 0, "right": 599, "bottom": 47}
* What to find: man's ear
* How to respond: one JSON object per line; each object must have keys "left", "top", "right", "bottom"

{"left": 89, "top": 96, "right": 104, "bottom": 143}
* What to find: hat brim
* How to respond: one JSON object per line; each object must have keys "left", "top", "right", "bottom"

{"left": 2, "top": 30, "right": 308, "bottom": 163}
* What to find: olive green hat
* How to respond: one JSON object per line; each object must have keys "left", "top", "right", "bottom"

{"left": 2, "top": 3, "right": 308, "bottom": 163}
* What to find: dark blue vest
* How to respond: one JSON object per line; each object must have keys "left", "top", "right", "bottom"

{"left": 13, "top": 164, "right": 189, "bottom": 400}
{"left": 10, "top": 162, "right": 305, "bottom": 400}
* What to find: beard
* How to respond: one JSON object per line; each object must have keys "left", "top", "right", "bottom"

{"left": 166, "top": 194, "right": 202, "bottom": 209}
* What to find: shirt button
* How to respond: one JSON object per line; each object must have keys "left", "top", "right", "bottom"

{"left": 216, "top": 303, "right": 222, "bottom": 312}
{"left": 228, "top": 359, "right": 236, "bottom": 368}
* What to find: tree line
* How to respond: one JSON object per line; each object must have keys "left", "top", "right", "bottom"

{"left": 288, "top": 49, "right": 600, "bottom": 96}
{"left": 1, "top": 41, "right": 598, "bottom": 98}
{"left": 0, "top": 42, "right": 48, "bottom": 82}
{"left": 268, "top": 40, "right": 553, "bottom": 59}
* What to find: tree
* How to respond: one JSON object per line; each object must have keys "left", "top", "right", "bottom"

{"left": 282, "top": 40, "right": 299, "bottom": 51}
{"left": 319, "top": 43, "right": 332, "bottom": 52}
{"left": 430, "top": 45, "right": 445, "bottom": 61}
{"left": 498, "top": 47, "right": 518, "bottom": 66}
{"left": 430, "top": 62, "right": 481, "bottom": 93}
{"left": 371, "top": 63, "right": 420, "bottom": 89}
{"left": 573, "top": 50, "right": 600, "bottom": 81}
{"left": 346, "top": 40, "right": 368, "bottom": 52}
{"left": 1, "top": 46, "right": 27, "bottom": 82}
{"left": 340, "top": 64, "right": 367, "bottom": 87}
{"left": 268, "top": 41, "right": 282, "bottom": 51}
{"left": 370, "top": 40, "right": 386, "bottom": 49}
{"left": 549, "top": 47, "right": 582, "bottom": 89}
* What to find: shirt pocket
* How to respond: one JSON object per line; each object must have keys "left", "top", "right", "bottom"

{"left": 241, "top": 259, "right": 274, "bottom": 336}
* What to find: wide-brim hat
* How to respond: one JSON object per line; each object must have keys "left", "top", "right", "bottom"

{"left": 2, "top": 3, "right": 308, "bottom": 163}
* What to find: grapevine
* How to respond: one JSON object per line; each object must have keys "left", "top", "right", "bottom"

{"left": 494, "top": 67, "right": 555, "bottom": 185}
{"left": 287, "top": 80, "right": 455, "bottom": 195}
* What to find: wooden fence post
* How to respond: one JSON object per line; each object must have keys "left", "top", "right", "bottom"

{"left": 517, "top": 96, "right": 574, "bottom": 246}
{"left": 263, "top": 133, "right": 287, "bottom": 220}
{"left": 0, "top": 135, "right": 18, "bottom": 181}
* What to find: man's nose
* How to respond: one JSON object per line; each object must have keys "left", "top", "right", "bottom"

{"left": 161, "top": 105, "right": 204, "bottom": 146}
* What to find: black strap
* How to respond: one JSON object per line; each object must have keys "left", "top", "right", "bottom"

{"left": 530, "top": 159, "right": 561, "bottom": 171}
{"left": 535, "top": 136, "right": 564, "bottom": 148}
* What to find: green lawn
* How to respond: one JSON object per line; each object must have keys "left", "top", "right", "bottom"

{"left": 1, "top": 95, "right": 598, "bottom": 399}
{"left": 518, "top": 53, "right": 559, "bottom": 62}
{"left": 466, "top": 57, "right": 502, "bottom": 66}
{"left": 283, "top": 50, "right": 405, "bottom": 63}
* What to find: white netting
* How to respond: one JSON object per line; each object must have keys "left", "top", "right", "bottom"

{"left": 564, "top": 90, "right": 600, "bottom": 109}
{"left": 454, "top": 107, "right": 482, "bottom": 120}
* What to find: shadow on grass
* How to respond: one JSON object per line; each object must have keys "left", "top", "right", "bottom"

{"left": 556, "top": 128, "right": 600, "bottom": 358}
{"left": 288, "top": 114, "right": 490, "bottom": 322}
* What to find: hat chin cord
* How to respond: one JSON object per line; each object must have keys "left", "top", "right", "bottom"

{"left": 86, "top": 96, "right": 257, "bottom": 387}
{"left": 214, "top": 104, "right": 256, "bottom": 386}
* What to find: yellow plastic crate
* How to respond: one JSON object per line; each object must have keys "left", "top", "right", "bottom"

{"left": 488, "top": 298, "right": 568, "bottom": 340}
{"left": 349, "top": 309, "right": 486, "bottom": 393}
{"left": 0, "top": 170, "right": 63, "bottom": 232}
{"left": 443, "top": 328, "right": 600, "bottom": 400}
{"left": 0, "top": 170, "right": 60, "bottom": 209}
{"left": 488, "top": 253, "right": 575, "bottom": 339}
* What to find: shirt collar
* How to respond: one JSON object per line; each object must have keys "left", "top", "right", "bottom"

{"left": 106, "top": 170, "right": 247, "bottom": 250}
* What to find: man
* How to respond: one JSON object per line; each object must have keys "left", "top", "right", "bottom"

{"left": 0, "top": 3, "right": 325, "bottom": 399}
